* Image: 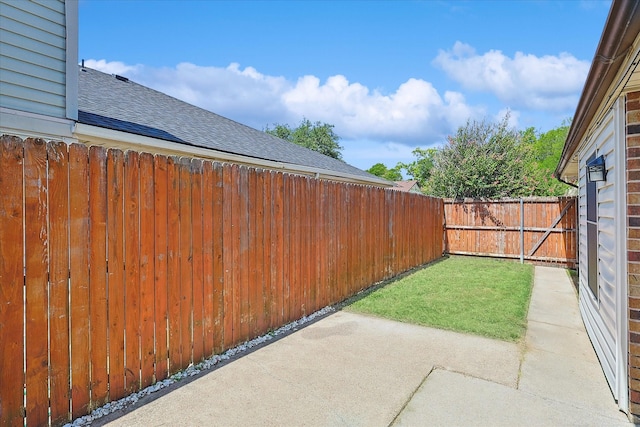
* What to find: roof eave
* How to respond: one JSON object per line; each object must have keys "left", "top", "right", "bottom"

{"left": 556, "top": 0, "right": 640, "bottom": 180}
{"left": 74, "top": 123, "right": 395, "bottom": 187}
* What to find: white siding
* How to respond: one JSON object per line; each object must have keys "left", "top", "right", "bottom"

{"left": 577, "top": 107, "right": 621, "bottom": 398}
{"left": 570, "top": 29, "right": 638, "bottom": 416}
{"left": 0, "top": 0, "right": 68, "bottom": 118}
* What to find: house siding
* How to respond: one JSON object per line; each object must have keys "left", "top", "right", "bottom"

{"left": 578, "top": 107, "right": 620, "bottom": 398}
{"left": 627, "top": 90, "right": 640, "bottom": 416}
{"left": 0, "top": 0, "right": 69, "bottom": 118}
{"left": 556, "top": 2, "right": 640, "bottom": 418}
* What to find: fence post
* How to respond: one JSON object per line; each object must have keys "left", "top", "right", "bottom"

{"left": 520, "top": 198, "right": 524, "bottom": 264}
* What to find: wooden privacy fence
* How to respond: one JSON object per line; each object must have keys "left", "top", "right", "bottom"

{"left": 0, "top": 136, "right": 444, "bottom": 426}
{"left": 443, "top": 197, "right": 577, "bottom": 268}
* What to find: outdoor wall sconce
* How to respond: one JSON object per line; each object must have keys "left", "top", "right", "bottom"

{"left": 587, "top": 155, "right": 607, "bottom": 183}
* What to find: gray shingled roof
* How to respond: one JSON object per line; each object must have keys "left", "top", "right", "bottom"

{"left": 77, "top": 66, "right": 381, "bottom": 182}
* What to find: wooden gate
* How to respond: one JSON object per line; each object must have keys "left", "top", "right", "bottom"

{"left": 444, "top": 197, "right": 577, "bottom": 268}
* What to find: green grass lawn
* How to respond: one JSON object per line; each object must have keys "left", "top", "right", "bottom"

{"left": 345, "top": 255, "right": 534, "bottom": 342}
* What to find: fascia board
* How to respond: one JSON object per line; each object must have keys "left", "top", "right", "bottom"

{"left": 1, "top": 107, "right": 75, "bottom": 142}
{"left": 74, "top": 123, "right": 394, "bottom": 187}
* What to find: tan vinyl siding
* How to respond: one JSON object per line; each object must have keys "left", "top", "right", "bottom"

{"left": 578, "top": 108, "right": 618, "bottom": 395}
{"left": 0, "top": 0, "right": 67, "bottom": 118}
{"left": 629, "top": 71, "right": 640, "bottom": 91}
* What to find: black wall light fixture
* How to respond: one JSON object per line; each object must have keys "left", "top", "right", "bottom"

{"left": 586, "top": 155, "right": 607, "bottom": 183}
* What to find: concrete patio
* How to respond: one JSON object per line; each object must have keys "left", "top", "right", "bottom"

{"left": 93, "top": 266, "right": 630, "bottom": 426}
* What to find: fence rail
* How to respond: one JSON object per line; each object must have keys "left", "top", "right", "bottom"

{"left": 0, "top": 136, "right": 444, "bottom": 426}
{"left": 443, "top": 197, "right": 577, "bottom": 268}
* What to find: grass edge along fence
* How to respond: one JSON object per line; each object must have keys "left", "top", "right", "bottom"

{"left": 346, "top": 255, "right": 534, "bottom": 342}
{"left": 0, "top": 135, "right": 444, "bottom": 426}
{"left": 443, "top": 197, "right": 577, "bottom": 268}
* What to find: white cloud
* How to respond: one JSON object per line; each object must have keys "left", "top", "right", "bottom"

{"left": 83, "top": 59, "right": 483, "bottom": 148}
{"left": 83, "top": 59, "right": 142, "bottom": 76}
{"left": 433, "top": 42, "right": 589, "bottom": 111}
{"left": 282, "top": 75, "right": 481, "bottom": 143}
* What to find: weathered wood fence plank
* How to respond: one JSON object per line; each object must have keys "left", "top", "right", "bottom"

{"left": 124, "top": 151, "right": 141, "bottom": 394}
{"left": 139, "top": 153, "right": 156, "bottom": 388}
{"left": 166, "top": 156, "right": 181, "bottom": 374}
{"left": 47, "top": 141, "right": 71, "bottom": 425}
{"left": 88, "top": 146, "right": 109, "bottom": 409}
{"left": 69, "top": 143, "right": 90, "bottom": 419}
{"left": 201, "top": 160, "right": 215, "bottom": 358}
{"left": 107, "top": 149, "right": 125, "bottom": 402}
{"left": 153, "top": 155, "right": 169, "bottom": 382}
{"left": 178, "top": 158, "right": 193, "bottom": 371}
{"left": 0, "top": 136, "right": 26, "bottom": 427}
{"left": 211, "top": 162, "right": 224, "bottom": 354}
{"left": 24, "top": 138, "right": 49, "bottom": 426}
{"left": 191, "top": 159, "right": 205, "bottom": 365}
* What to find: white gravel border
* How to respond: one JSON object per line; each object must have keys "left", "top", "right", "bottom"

{"left": 65, "top": 305, "right": 335, "bottom": 426}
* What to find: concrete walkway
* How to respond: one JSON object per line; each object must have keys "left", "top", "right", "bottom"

{"left": 97, "top": 266, "right": 630, "bottom": 426}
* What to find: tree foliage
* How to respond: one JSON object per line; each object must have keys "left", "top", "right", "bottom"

{"left": 366, "top": 163, "right": 403, "bottom": 181}
{"left": 265, "top": 118, "right": 344, "bottom": 160}
{"left": 528, "top": 121, "right": 571, "bottom": 196}
{"left": 399, "top": 148, "right": 436, "bottom": 189}
{"left": 407, "top": 116, "right": 571, "bottom": 199}
{"left": 425, "top": 115, "right": 534, "bottom": 199}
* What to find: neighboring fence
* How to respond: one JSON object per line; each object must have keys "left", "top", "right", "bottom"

{"left": 0, "top": 136, "right": 444, "bottom": 426}
{"left": 443, "top": 197, "right": 577, "bottom": 268}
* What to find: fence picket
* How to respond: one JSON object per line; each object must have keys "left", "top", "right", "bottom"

{"left": 47, "top": 141, "right": 71, "bottom": 425}
{"left": 0, "top": 136, "right": 25, "bottom": 426}
{"left": 179, "top": 158, "right": 194, "bottom": 369}
{"left": 290, "top": 176, "right": 301, "bottom": 320}
{"left": 222, "top": 163, "right": 235, "bottom": 349}
{"left": 309, "top": 179, "right": 319, "bottom": 313}
{"left": 69, "top": 143, "right": 90, "bottom": 419}
{"left": 247, "top": 168, "right": 258, "bottom": 337}
{"left": 24, "top": 138, "right": 49, "bottom": 426}
{"left": 107, "top": 149, "right": 125, "bottom": 401}
{"left": 212, "top": 162, "right": 224, "bottom": 354}
{"left": 255, "top": 169, "right": 266, "bottom": 335}
{"left": 139, "top": 153, "right": 156, "bottom": 388}
{"left": 124, "top": 151, "right": 142, "bottom": 393}
{"left": 262, "top": 170, "right": 275, "bottom": 331}
{"left": 166, "top": 156, "right": 181, "bottom": 374}
{"left": 202, "top": 160, "right": 215, "bottom": 358}
{"left": 330, "top": 182, "right": 338, "bottom": 304}
{"left": 238, "top": 166, "right": 250, "bottom": 341}
{"left": 326, "top": 182, "right": 334, "bottom": 307}
{"left": 282, "top": 174, "right": 291, "bottom": 323}
{"left": 88, "top": 146, "right": 109, "bottom": 408}
{"left": 299, "top": 178, "right": 306, "bottom": 313}
{"left": 153, "top": 155, "right": 169, "bottom": 381}
{"left": 336, "top": 184, "right": 345, "bottom": 301}
{"left": 272, "top": 172, "right": 284, "bottom": 328}
{"left": 191, "top": 159, "right": 205, "bottom": 364}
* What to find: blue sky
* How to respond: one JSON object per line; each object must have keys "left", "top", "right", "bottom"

{"left": 79, "top": 0, "right": 611, "bottom": 171}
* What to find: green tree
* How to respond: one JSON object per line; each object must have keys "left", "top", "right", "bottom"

{"left": 366, "top": 163, "right": 403, "bottom": 181}
{"left": 265, "top": 118, "right": 344, "bottom": 160}
{"left": 528, "top": 121, "right": 572, "bottom": 196}
{"left": 425, "top": 115, "right": 536, "bottom": 199}
{"left": 399, "top": 147, "right": 437, "bottom": 189}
